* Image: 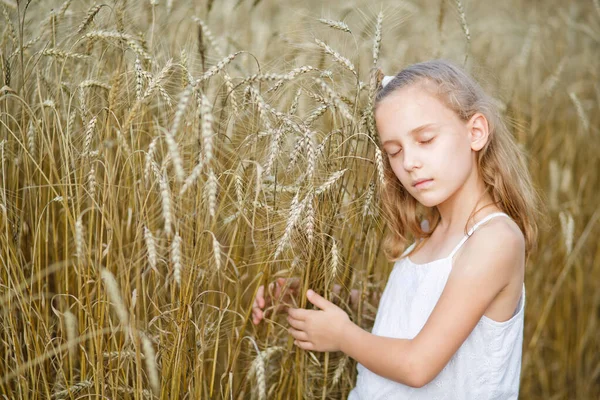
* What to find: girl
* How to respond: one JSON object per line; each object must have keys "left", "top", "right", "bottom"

{"left": 253, "top": 59, "right": 540, "bottom": 399}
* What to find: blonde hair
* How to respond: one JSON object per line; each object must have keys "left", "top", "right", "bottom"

{"left": 374, "top": 59, "right": 543, "bottom": 261}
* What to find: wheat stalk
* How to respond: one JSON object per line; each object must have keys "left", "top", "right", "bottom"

{"left": 330, "top": 238, "right": 340, "bottom": 280}
{"left": 316, "top": 169, "right": 347, "bottom": 195}
{"left": 100, "top": 268, "right": 129, "bottom": 326}
{"left": 455, "top": 0, "right": 471, "bottom": 64}
{"left": 568, "top": 92, "right": 590, "bottom": 133}
{"left": 134, "top": 58, "right": 143, "bottom": 100}
{"left": 199, "top": 93, "right": 214, "bottom": 165}
{"left": 195, "top": 51, "right": 243, "bottom": 83}
{"left": 63, "top": 310, "right": 78, "bottom": 359}
{"left": 331, "top": 356, "right": 348, "bottom": 387}
{"left": 305, "top": 189, "right": 315, "bottom": 245}
{"left": 265, "top": 126, "right": 285, "bottom": 176}
{"left": 180, "top": 159, "right": 204, "bottom": 196}
{"left": 154, "top": 164, "right": 173, "bottom": 237}
{"left": 314, "top": 78, "right": 353, "bottom": 121}
{"left": 374, "top": 146, "right": 386, "bottom": 188}
{"left": 144, "top": 137, "right": 158, "bottom": 185}
{"left": 82, "top": 116, "right": 97, "bottom": 157}
{"left": 27, "top": 120, "right": 35, "bottom": 160}
{"left": 211, "top": 232, "right": 222, "bottom": 271}
{"left": 144, "top": 226, "right": 158, "bottom": 274}
{"left": 274, "top": 190, "right": 308, "bottom": 259}
{"left": 102, "top": 350, "right": 144, "bottom": 360}
{"left": 538, "top": 57, "right": 566, "bottom": 100}
{"left": 191, "top": 16, "right": 224, "bottom": 57}
{"left": 171, "top": 231, "right": 182, "bottom": 285}
{"left": 306, "top": 131, "right": 316, "bottom": 181}
{"left": 163, "top": 127, "right": 185, "bottom": 183}
{"left": 143, "top": 59, "right": 174, "bottom": 101}
{"left": 249, "top": 88, "right": 274, "bottom": 132}
{"left": 51, "top": 380, "right": 93, "bottom": 399}
{"left": 141, "top": 333, "right": 160, "bottom": 394}
{"left": 77, "top": 4, "right": 102, "bottom": 34}
{"left": 373, "top": 12, "right": 383, "bottom": 65}
{"left": 318, "top": 18, "right": 351, "bottom": 33}
{"left": 84, "top": 30, "right": 136, "bottom": 42}
{"left": 286, "top": 130, "right": 308, "bottom": 174}
{"left": 235, "top": 163, "right": 244, "bottom": 205}
{"left": 362, "top": 181, "right": 375, "bottom": 218}
{"left": 266, "top": 65, "right": 318, "bottom": 92}
{"left": 42, "top": 49, "right": 88, "bottom": 59}
{"left": 75, "top": 216, "right": 84, "bottom": 260}
{"left": 304, "top": 103, "right": 329, "bottom": 126}
{"left": 2, "top": 5, "right": 17, "bottom": 47}
{"left": 205, "top": 168, "right": 218, "bottom": 218}
{"left": 171, "top": 84, "right": 192, "bottom": 137}
{"left": 288, "top": 88, "right": 303, "bottom": 115}
{"left": 247, "top": 345, "right": 284, "bottom": 400}
{"left": 79, "top": 80, "right": 111, "bottom": 90}
{"left": 314, "top": 38, "right": 357, "bottom": 76}
{"left": 87, "top": 163, "right": 96, "bottom": 200}
{"left": 559, "top": 211, "right": 575, "bottom": 255}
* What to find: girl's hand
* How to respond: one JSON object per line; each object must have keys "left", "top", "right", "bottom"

{"left": 286, "top": 289, "right": 351, "bottom": 352}
{"left": 252, "top": 277, "right": 300, "bottom": 325}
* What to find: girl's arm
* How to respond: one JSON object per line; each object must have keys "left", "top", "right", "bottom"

{"left": 289, "top": 224, "right": 523, "bottom": 388}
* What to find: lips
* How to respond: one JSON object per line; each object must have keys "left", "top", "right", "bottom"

{"left": 412, "top": 178, "right": 432, "bottom": 187}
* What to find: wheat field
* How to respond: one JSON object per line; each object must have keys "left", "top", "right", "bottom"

{"left": 0, "top": 0, "right": 598, "bottom": 399}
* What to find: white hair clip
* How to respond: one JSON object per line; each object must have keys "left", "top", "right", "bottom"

{"left": 381, "top": 75, "right": 395, "bottom": 88}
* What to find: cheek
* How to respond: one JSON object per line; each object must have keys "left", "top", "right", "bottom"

{"left": 436, "top": 142, "right": 473, "bottom": 183}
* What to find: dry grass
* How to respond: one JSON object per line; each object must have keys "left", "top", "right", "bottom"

{"left": 0, "top": 0, "right": 599, "bottom": 399}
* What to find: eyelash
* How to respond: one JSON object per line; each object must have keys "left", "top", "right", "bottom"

{"left": 389, "top": 138, "right": 434, "bottom": 156}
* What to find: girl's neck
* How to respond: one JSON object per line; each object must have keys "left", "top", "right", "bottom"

{"left": 435, "top": 171, "right": 497, "bottom": 236}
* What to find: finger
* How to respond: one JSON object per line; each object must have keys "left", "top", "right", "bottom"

{"left": 268, "top": 282, "right": 274, "bottom": 298}
{"left": 286, "top": 315, "right": 305, "bottom": 330}
{"left": 257, "top": 285, "right": 265, "bottom": 308}
{"left": 293, "top": 340, "right": 314, "bottom": 351}
{"left": 252, "top": 310, "right": 262, "bottom": 324}
{"left": 350, "top": 289, "right": 359, "bottom": 306}
{"left": 332, "top": 283, "right": 341, "bottom": 295}
{"left": 276, "top": 278, "right": 287, "bottom": 292}
{"left": 288, "top": 327, "right": 309, "bottom": 341}
{"left": 306, "top": 289, "right": 332, "bottom": 310}
{"left": 287, "top": 307, "right": 308, "bottom": 320}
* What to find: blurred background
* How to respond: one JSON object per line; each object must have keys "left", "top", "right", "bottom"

{"left": 0, "top": 0, "right": 598, "bottom": 398}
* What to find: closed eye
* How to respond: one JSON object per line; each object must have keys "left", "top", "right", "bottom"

{"left": 388, "top": 138, "right": 433, "bottom": 156}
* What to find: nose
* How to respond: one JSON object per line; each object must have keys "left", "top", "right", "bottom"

{"left": 402, "top": 149, "right": 421, "bottom": 171}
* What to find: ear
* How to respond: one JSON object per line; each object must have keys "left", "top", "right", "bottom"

{"left": 468, "top": 113, "right": 490, "bottom": 151}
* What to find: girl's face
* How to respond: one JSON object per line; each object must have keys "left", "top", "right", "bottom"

{"left": 375, "top": 83, "right": 484, "bottom": 208}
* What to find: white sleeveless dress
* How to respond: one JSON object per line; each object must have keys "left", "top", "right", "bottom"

{"left": 348, "top": 212, "right": 525, "bottom": 400}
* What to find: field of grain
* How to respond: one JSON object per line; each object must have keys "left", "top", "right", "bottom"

{"left": 0, "top": 0, "right": 598, "bottom": 398}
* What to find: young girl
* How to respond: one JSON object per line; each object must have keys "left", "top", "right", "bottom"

{"left": 253, "top": 59, "right": 540, "bottom": 399}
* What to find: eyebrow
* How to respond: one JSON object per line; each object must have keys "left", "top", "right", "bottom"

{"left": 382, "top": 123, "right": 437, "bottom": 146}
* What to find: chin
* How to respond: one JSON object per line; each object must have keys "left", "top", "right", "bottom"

{"left": 417, "top": 199, "right": 441, "bottom": 208}
{"left": 412, "top": 193, "right": 445, "bottom": 208}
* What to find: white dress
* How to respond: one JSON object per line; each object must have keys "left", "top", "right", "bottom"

{"left": 348, "top": 212, "right": 525, "bottom": 400}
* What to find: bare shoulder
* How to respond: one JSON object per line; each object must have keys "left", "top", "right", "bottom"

{"left": 453, "top": 216, "right": 525, "bottom": 283}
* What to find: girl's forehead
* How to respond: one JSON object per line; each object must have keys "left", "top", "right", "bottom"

{"left": 376, "top": 88, "right": 452, "bottom": 125}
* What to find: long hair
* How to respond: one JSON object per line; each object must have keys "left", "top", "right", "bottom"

{"left": 374, "top": 59, "right": 543, "bottom": 262}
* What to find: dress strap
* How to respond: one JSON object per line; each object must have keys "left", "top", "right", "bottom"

{"left": 401, "top": 241, "right": 418, "bottom": 257}
{"left": 447, "top": 212, "right": 512, "bottom": 260}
